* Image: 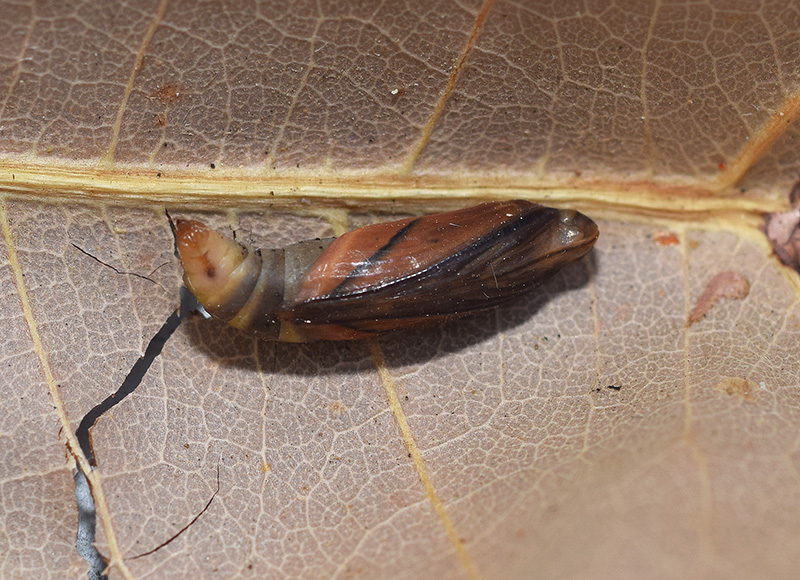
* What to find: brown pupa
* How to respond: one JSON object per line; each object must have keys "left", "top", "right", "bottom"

{"left": 175, "top": 200, "right": 599, "bottom": 342}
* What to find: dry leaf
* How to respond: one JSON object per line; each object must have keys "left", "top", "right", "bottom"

{"left": 2, "top": 2, "right": 800, "bottom": 580}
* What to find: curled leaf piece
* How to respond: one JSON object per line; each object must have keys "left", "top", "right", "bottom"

{"left": 764, "top": 181, "right": 800, "bottom": 271}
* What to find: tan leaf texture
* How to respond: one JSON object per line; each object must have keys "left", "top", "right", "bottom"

{"left": 2, "top": 1, "right": 800, "bottom": 579}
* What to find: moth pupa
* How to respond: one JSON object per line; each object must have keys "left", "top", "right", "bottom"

{"left": 174, "top": 200, "right": 599, "bottom": 342}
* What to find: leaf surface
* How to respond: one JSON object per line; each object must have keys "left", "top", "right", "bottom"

{"left": 1, "top": 2, "right": 800, "bottom": 579}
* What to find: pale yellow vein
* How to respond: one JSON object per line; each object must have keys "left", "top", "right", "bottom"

{"left": 103, "top": 0, "right": 171, "bottom": 163}
{"left": 679, "top": 225, "right": 716, "bottom": 562}
{"left": 400, "top": 0, "right": 498, "bottom": 173}
{"left": 0, "top": 199, "right": 136, "bottom": 579}
{"left": 369, "top": 339, "right": 482, "bottom": 580}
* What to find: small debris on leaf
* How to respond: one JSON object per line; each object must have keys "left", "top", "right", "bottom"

{"left": 653, "top": 231, "right": 679, "bottom": 246}
{"left": 714, "top": 377, "right": 756, "bottom": 402}
{"left": 150, "top": 82, "right": 183, "bottom": 105}
{"left": 687, "top": 271, "right": 750, "bottom": 326}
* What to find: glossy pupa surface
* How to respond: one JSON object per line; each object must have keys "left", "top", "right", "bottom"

{"left": 175, "top": 201, "right": 599, "bottom": 341}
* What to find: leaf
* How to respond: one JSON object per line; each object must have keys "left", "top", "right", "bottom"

{"left": 1, "top": 2, "right": 800, "bottom": 579}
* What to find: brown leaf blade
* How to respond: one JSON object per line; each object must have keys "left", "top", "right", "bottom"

{"left": 2, "top": 2, "right": 800, "bottom": 579}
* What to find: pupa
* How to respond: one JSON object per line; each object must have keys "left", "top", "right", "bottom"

{"left": 174, "top": 200, "right": 599, "bottom": 342}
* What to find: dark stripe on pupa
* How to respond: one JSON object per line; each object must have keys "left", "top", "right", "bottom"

{"left": 325, "top": 217, "right": 421, "bottom": 298}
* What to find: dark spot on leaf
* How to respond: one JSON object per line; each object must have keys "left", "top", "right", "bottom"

{"left": 150, "top": 82, "right": 183, "bottom": 105}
